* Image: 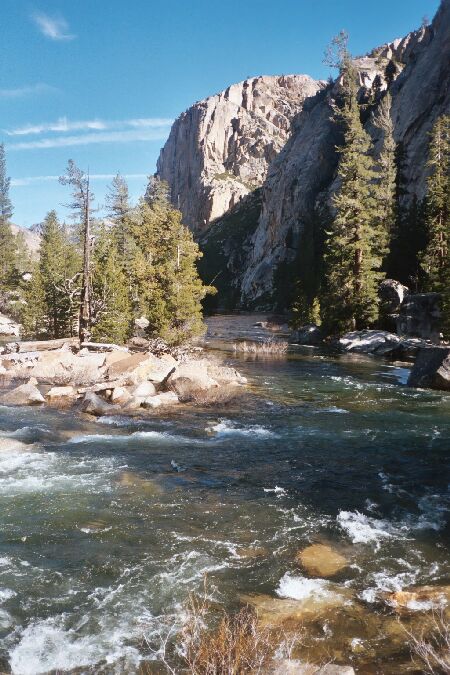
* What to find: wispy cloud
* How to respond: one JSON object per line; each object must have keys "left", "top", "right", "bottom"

{"left": 11, "top": 174, "right": 148, "bottom": 187}
{"left": 0, "top": 83, "right": 57, "bottom": 99}
{"left": 8, "top": 128, "right": 171, "bottom": 151}
{"left": 9, "top": 128, "right": 171, "bottom": 150}
{"left": 32, "top": 11, "right": 75, "bottom": 41}
{"left": 5, "top": 117, "right": 174, "bottom": 137}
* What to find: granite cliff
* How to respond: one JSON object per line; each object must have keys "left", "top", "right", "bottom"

{"left": 158, "top": 0, "right": 450, "bottom": 309}
{"left": 157, "top": 75, "right": 324, "bottom": 234}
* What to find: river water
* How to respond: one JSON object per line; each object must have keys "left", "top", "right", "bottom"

{"left": 0, "top": 317, "right": 449, "bottom": 673}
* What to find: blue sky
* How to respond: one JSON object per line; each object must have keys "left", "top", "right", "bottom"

{"left": 2, "top": 0, "right": 440, "bottom": 227}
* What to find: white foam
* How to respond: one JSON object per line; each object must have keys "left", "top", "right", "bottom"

{"left": 208, "top": 419, "right": 275, "bottom": 437}
{"left": 314, "top": 406, "right": 349, "bottom": 414}
{"left": 263, "top": 486, "right": 287, "bottom": 497}
{"left": 97, "top": 416, "right": 133, "bottom": 426}
{"left": 69, "top": 430, "right": 176, "bottom": 444}
{"left": 9, "top": 617, "right": 141, "bottom": 675}
{"left": 337, "top": 510, "right": 400, "bottom": 549}
{"left": 276, "top": 573, "right": 332, "bottom": 600}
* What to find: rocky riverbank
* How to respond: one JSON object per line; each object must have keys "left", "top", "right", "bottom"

{"left": 0, "top": 338, "right": 247, "bottom": 413}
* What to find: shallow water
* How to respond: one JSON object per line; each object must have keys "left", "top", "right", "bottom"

{"left": 0, "top": 320, "right": 449, "bottom": 674}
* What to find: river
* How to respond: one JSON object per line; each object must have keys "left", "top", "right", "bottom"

{"left": 0, "top": 316, "right": 448, "bottom": 673}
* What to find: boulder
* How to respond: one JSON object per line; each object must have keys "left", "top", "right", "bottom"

{"left": 407, "top": 346, "right": 450, "bottom": 390}
{"left": 134, "top": 316, "right": 150, "bottom": 336}
{"left": 296, "top": 544, "right": 348, "bottom": 578}
{"left": 81, "top": 392, "right": 116, "bottom": 416}
{"left": 24, "top": 350, "right": 106, "bottom": 384}
{"left": 338, "top": 330, "right": 401, "bottom": 355}
{"left": 290, "top": 324, "right": 323, "bottom": 346}
{"left": 107, "top": 352, "right": 176, "bottom": 385}
{"left": 166, "top": 361, "right": 217, "bottom": 394}
{"left": 379, "top": 279, "right": 409, "bottom": 312}
{"left": 1, "top": 382, "right": 44, "bottom": 405}
{"left": 397, "top": 292, "right": 441, "bottom": 342}
{"left": 110, "top": 386, "right": 132, "bottom": 404}
{"left": 104, "top": 350, "right": 132, "bottom": 368}
{"left": 46, "top": 385, "right": 78, "bottom": 401}
{"left": 132, "top": 381, "right": 157, "bottom": 398}
{"left": 206, "top": 363, "right": 247, "bottom": 385}
{"left": 142, "top": 391, "right": 179, "bottom": 408}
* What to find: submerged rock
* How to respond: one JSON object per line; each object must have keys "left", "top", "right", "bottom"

{"left": 1, "top": 381, "right": 44, "bottom": 405}
{"left": 384, "top": 585, "right": 450, "bottom": 612}
{"left": 242, "top": 584, "right": 352, "bottom": 628}
{"left": 407, "top": 346, "right": 450, "bottom": 390}
{"left": 268, "top": 662, "right": 355, "bottom": 675}
{"left": 297, "top": 544, "right": 348, "bottom": 578}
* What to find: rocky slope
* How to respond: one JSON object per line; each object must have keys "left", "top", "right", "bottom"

{"left": 157, "top": 75, "right": 324, "bottom": 234}
{"left": 10, "top": 223, "right": 40, "bottom": 258}
{"left": 158, "top": 0, "right": 450, "bottom": 309}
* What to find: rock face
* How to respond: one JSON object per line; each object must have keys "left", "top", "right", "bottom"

{"left": 157, "top": 75, "right": 324, "bottom": 234}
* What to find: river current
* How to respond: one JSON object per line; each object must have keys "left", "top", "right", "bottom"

{"left": 0, "top": 317, "right": 449, "bottom": 673}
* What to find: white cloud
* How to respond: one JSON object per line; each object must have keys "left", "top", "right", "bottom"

{"left": 5, "top": 117, "right": 174, "bottom": 137}
{"left": 0, "top": 83, "right": 57, "bottom": 99}
{"left": 32, "top": 12, "right": 75, "bottom": 41}
{"left": 8, "top": 128, "right": 171, "bottom": 151}
{"left": 11, "top": 174, "right": 148, "bottom": 187}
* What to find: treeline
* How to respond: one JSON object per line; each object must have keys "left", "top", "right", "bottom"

{"left": 292, "top": 33, "right": 450, "bottom": 337}
{"left": 0, "top": 151, "right": 213, "bottom": 345}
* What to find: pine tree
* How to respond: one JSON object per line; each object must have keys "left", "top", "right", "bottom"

{"left": 422, "top": 115, "right": 450, "bottom": 293}
{"left": 91, "top": 224, "right": 132, "bottom": 344}
{"left": 0, "top": 143, "right": 19, "bottom": 288}
{"left": 131, "top": 178, "right": 212, "bottom": 344}
{"left": 106, "top": 173, "right": 131, "bottom": 257}
{"left": 22, "top": 211, "right": 81, "bottom": 338}
{"left": 321, "top": 43, "right": 384, "bottom": 334}
{"left": 373, "top": 93, "right": 396, "bottom": 264}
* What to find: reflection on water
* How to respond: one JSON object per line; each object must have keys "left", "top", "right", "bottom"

{"left": 0, "top": 319, "right": 449, "bottom": 673}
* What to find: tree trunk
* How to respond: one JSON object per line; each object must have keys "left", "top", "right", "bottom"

{"left": 79, "top": 178, "right": 91, "bottom": 342}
